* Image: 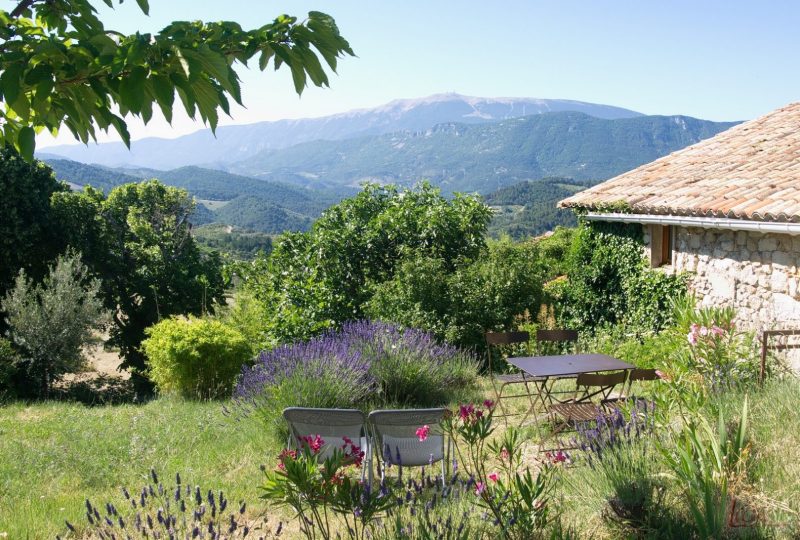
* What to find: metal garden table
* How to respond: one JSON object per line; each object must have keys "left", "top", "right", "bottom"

{"left": 506, "top": 353, "right": 634, "bottom": 425}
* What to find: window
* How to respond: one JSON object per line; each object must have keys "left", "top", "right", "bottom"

{"left": 649, "top": 224, "right": 673, "bottom": 267}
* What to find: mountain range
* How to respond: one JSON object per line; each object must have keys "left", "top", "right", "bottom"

{"left": 38, "top": 94, "right": 740, "bottom": 241}
{"left": 38, "top": 94, "right": 642, "bottom": 169}
{"left": 224, "top": 112, "right": 737, "bottom": 193}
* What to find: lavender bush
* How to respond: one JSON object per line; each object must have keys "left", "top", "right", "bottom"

{"left": 59, "top": 469, "right": 279, "bottom": 539}
{"left": 572, "top": 402, "right": 663, "bottom": 530}
{"left": 232, "top": 321, "right": 479, "bottom": 440}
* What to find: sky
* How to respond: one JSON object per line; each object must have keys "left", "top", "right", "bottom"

{"left": 29, "top": 0, "right": 800, "bottom": 148}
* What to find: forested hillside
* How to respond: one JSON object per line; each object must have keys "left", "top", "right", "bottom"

{"left": 484, "top": 178, "right": 589, "bottom": 238}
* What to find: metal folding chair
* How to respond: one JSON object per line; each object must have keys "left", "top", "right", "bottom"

{"left": 535, "top": 329, "right": 579, "bottom": 356}
{"left": 543, "top": 371, "right": 628, "bottom": 449}
{"left": 367, "top": 408, "right": 449, "bottom": 486}
{"left": 485, "top": 331, "right": 541, "bottom": 424}
{"left": 603, "top": 368, "right": 661, "bottom": 407}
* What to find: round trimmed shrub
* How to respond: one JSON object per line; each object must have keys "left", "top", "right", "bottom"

{"left": 143, "top": 317, "right": 251, "bottom": 399}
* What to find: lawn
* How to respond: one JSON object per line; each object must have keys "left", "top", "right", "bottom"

{"left": 0, "top": 398, "right": 276, "bottom": 538}
{"left": 3, "top": 378, "right": 800, "bottom": 538}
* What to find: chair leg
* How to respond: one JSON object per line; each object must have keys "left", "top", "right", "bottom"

{"left": 495, "top": 382, "right": 515, "bottom": 426}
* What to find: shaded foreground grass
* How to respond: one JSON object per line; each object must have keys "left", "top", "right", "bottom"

{"left": 0, "top": 398, "right": 276, "bottom": 539}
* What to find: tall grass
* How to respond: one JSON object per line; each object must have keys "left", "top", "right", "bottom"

{"left": 0, "top": 398, "right": 273, "bottom": 539}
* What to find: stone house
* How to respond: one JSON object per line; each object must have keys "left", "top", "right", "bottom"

{"left": 559, "top": 102, "right": 800, "bottom": 331}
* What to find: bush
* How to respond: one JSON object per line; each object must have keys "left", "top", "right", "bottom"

{"left": 1, "top": 251, "right": 108, "bottom": 398}
{"left": 142, "top": 317, "right": 251, "bottom": 399}
{"left": 346, "top": 320, "right": 479, "bottom": 405}
{"left": 367, "top": 239, "right": 544, "bottom": 352}
{"left": 233, "top": 321, "right": 479, "bottom": 441}
{"left": 561, "top": 221, "right": 687, "bottom": 335}
{"left": 0, "top": 338, "right": 19, "bottom": 401}
{"left": 674, "top": 304, "right": 760, "bottom": 392}
{"left": 239, "top": 182, "right": 492, "bottom": 344}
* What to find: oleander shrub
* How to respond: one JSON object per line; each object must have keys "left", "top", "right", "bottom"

{"left": 232, "top": 321, "right": 479, "bottom": 440}
{"left": 671, "top": 300, "right": 761, "bottom": 391}
{"left": 143, "top": 317, "right": 251, "bottom": 399}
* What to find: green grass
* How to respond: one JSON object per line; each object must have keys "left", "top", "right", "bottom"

{"left": 0, "top": 398, "right": 277, "bottom": 539}
{"left": 3, "top": 377, "right": 800, "bottom": 539}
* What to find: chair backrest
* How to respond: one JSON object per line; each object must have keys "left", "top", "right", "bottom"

{"left": 574, "top": 371, "right": 627, "bottom": 401}
{"left": 486, "top": 331, "right": 530, "bottom": 346}
{"left": 368, "top": 408, "right": 447, "bottom": 467}
{"left": 628, "top": 368, "right": 660, "bottom": 382}
{"left": 485, "top": 331, "right": 530, "bottom": 374}
{"left": 535, "top": 329, "right": 579, "bottom": 354}
{"left": 283, "top": 407, "right": 367, "bottom": 459}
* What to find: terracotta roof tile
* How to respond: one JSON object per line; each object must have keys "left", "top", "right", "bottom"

{"left": 559, "top": 103, "right": 800, "bottom": 223}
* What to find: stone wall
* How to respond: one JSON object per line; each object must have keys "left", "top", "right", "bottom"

{"left": 659, "top": 226, "right": 800, "bottom": 329}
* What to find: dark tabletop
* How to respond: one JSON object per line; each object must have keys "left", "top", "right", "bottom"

{"left": 507, "top": 353, "right": 634, "bottom": 378}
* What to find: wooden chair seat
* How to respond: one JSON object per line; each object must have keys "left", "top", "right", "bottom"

{"left": 550, "top": 402, "right": 602, "bottom": 423}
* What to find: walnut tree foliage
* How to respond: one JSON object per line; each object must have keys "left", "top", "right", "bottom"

{"left": 238, "top": 182, "right": 493, "bottom": 345}
{"left": 0, "top": 0, "right": 354, "bottom": 159}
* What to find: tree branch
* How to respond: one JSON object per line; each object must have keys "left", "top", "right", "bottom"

{"left": 10, "top": 0, "right": 37, "bottom": 18}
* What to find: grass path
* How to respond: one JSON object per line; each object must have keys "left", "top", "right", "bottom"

{"left": 0, "top": 398, "right": 275, "bottom": 539}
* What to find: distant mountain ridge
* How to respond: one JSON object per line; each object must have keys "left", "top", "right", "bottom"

{"left": 37, "top": 94, "right": 642, "bottom": 169}
{"left": 226, "top": 112, "right": 739, "bottom": 194}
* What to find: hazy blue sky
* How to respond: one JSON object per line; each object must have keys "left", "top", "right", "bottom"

{"left": 31, "top": 0, "right": 800, "bottom": 146}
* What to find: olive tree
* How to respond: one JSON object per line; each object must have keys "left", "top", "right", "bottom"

{"left": 2, "top": 251, "right": 108, "bottom": 397}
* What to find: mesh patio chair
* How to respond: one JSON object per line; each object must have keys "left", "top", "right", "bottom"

{"left": 485, "top": 331, "right": 541, "bottom": 423}
{"left": 282, "top": 407, "right": 369, "bottom": 479}
{"left": 367, "top": 408, "right": 449, "bottom": 486}
{"left": 545, "top": 371, "right": 628, "bottom": 446}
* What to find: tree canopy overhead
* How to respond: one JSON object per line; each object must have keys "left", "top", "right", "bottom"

{"left": 0, "top": 0, "right": 354, "bottom": 159}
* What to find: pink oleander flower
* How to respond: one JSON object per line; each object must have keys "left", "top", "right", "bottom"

{"left": 699, "top": 325, "right": 709, "bottom": 336}
{"left": 500, "top": 447, "right": 510, "bottom": 461}
{"left": 711, "top": 324, "right": 725, "bottom": 337}
{"left": 488, "top": 471, "right": 499, "bottom": 482}
{"left": 475, "top": 481, "right": 486, "bottom": 495}
{"left": 483, "top": 399, "right": 495, "bottom": 410}
{"left": 299, "top": 434, "right": 324, "bottom": 455}
{"left": 277, "top": 448, "right": 298, "bottom": 471}
{"left": 341, "top": 436, "right": 364, "bottom": 467}
{"left": 545, "top": 450, "right": 570, "bottom": 465}
{"left": 687, "top": 331, "right": 698, "bottom": 345}
{"left": 416, "top": 425, "right": 430, "bottom": 442}
{"left": 459, "top": 404, "right": 475, "bottom": 421}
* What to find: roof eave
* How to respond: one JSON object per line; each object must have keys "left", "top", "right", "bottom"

{"left": 585, "top": 212, "right": 800, "bottom": 236}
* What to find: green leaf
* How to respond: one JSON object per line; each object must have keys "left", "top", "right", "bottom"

{"left": 17, "top": 126, "right": 35, "bottom": 161}
{"left": 135, "top": 0, "right": 150, "bottom": 15}
{"left": 1, "top": 63, "right": 24, "bottom": 104}
{"left": 119, "top": 66, "right": 148, "bottom": 113}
